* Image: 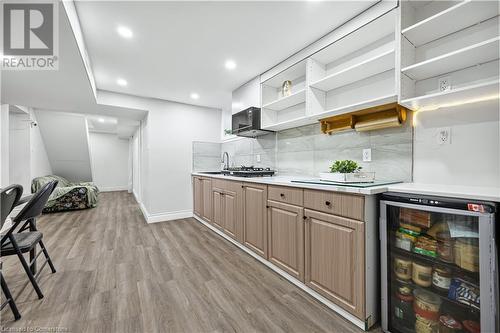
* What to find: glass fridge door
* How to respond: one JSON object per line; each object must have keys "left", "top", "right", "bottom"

{"left": 381, "top": 202, "right": 495, "bottom": 333}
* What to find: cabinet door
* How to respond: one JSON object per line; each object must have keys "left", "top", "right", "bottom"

{"left": 243, "top": 183, "right": 268, "bottom": 258}
{"left": 223, "top": 190, "right": 239, "bottom": 240}
{"left": 268, "top": 200, "right": 304, "bottom": 281}
{"left": 212, "top": 190, "right": 224, "bottom": 230}
{"left": 193, "top": 177, "right": 202, "bottom": 217}
{"left": 304, "top": 209, "right": 365, "bottom": 319}
{"left": 201, "top": 178, "right": 212, "bottom": 223}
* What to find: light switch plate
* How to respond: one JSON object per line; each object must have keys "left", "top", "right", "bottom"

{"left": 363, "top": 149, "right": 372, "bottom": 162}
{"left": 256, "top": 154, "right": 261, "bottom": 162}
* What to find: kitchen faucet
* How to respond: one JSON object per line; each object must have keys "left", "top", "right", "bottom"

{"left": 222, "top": 152, "right": 230, "bottom": 170}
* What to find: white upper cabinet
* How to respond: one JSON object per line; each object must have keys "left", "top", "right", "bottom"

{"left": 306, "top": 10, "right": 397, "bottom": 120}
{"left": 254, "top": 0, "right": 499, "bottom": 131}
{"left": 400, "top": 0, "right": 500, "bottom": 111}
{"left": 260, "top": 9, "right": 398, "bottom": 131}
{"left": 232, "top": 76, "right": 261, "bottom": 114}
{"left": 261, "top": 60, "right": 308, "bottom": 131}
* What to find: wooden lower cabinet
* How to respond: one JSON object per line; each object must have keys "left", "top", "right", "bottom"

{"left": 242, "top": 183, "right": 268, "bottom": 258}
{"left": 193, "top": 177, "right": 203, "bottom": 217}
{"left": 223, "top": 189, "right": 239, "bottom": 240}
{"left": 194, "top": 176, "right": 371, "bottom": 322}
{"left": 193, "top": 176, "right": 211, "bottom": 222}
{"left": 304, "top": 208, "right": 365, "bottom": 320}
{"left": 201, "top": 178, "right": 212, "bottom": 222}
{"left": 212, "top": 190, "right": 224, "bottom": 230}
{"left": 267, "top": 200, "right": 304, "bottom": 281}
{"left": 212, "top": 180, "right": 243, "bottom": 242}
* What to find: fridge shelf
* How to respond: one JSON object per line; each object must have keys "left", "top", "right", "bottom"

{"left": 390, "top": 245, "right": 480, "bottom": 281}
{"left": 389, "top": 273, "right": 481, "bottom": 315}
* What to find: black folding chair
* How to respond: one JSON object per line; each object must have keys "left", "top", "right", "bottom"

{"left": 1, "top": 181, "right": 58, "bottom": 302}
{"left": 0, "top": 184, "right": 23, "bottom": 320}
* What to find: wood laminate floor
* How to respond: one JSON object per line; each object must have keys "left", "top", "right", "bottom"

{"left": 1, "top": 191, "right": 381, "bottom": 332}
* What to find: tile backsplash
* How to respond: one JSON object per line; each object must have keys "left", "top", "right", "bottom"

{"left": 194, "top": 122, "right": 413, "bottom": 182}
{"left": 192, "top": 141, "right": 222, "bottom": 172}
{"left": 220, "top": 132, "right": 276, "bottom": 168}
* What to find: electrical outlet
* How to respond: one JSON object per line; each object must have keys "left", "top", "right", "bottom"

{"left": 436, "top": 127, "right": 451, "bottom": 145}
{"left": 438, "top": 76, "right": 452, "bottom": 92}
{"left": 256, "top": 154, "right": 261, "bottom": 162}
{"left": 363, "top": 148, "right": 372, "bottom": 162}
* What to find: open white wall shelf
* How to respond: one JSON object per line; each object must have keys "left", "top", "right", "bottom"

{"left": 402, "top": 37, "right": 499, "bottom": 81}
{"left": 262, "top": 89, "right": 306, "bottom": 111}
{"left": 402, "top": 0, "right": 499, "bottom": 47}
{"left": 314, "top": 94, "right": 398, "bottom": 119}
{"left": 401, "top": 79, "right": 500, "bottom": 111}
{"left": 256, "top": 1, "right": 499, "bottom": 131}
{"left": 261, "top": 60, "right": 307, "bottom": 129}
{"left": 399, "top": 0, "right": 500, "bottom": 110}
{"left": 260, "top": 10, "right": 397, "bottom": 131}
{"left": 309, "top": 49, "right": 395, "bottom": 92}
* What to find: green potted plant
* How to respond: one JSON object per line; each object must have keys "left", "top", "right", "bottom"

{"left": 319, "top": 160, "right": 375, "bottom": 183}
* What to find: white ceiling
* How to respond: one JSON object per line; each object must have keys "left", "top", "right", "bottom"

{"left": 87, "top": 114, "right": 140, "bottom": 139}
{"left": 75, "top": 1, "right": 376, "bottom": 109}
{"left": 1, "top": 2, "right": 147, "bottom": 121}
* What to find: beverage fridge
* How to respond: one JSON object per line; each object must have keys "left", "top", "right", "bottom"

{"left": 380, "top": 192, "right": 498, "bottom": 333}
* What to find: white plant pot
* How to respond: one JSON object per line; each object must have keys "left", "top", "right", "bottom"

{"left": 319, "top": 172, "right": 375, "bottom": 183}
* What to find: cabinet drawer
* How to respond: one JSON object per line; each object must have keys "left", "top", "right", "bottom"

{"left": 304, "top": 189, "right": 364, "bottom": 221}
{"left": 212, "top": 178, "right": 241, "bottom": 193}
{"left": 212, "top": 178, "right": 226, "bottom": 192}
{"left": 268, "top": 185, "right": 303, "bottom": 206}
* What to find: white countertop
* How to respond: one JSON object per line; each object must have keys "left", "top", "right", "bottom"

{"left": 192, "top": 172, "right": 391, "bottom": 195}
{"left": 386, "top": 183, "right": 500, "bottom": 203}
{"left": 193, "top": 173, "right": 500, "bottom": 202}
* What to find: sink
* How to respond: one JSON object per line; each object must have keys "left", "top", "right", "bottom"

{"left": 198, "top": 171, "right": 222, "bottom": 175}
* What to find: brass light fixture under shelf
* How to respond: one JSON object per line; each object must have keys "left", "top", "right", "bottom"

{"left": 320, "top": 103, "right": 410, "bottom": 134}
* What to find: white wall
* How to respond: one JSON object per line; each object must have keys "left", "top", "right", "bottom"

{"left": 97, "top": 91, "right": 221, "bottom": 222}
{"left": 35, "top": 110, "right": 93, "bottom": 182}
{"left": 0, "top": 104, "right": 9, "bottom": 187}
{"left": 9, "top": 112, "right": 31, "bottom": 191}
{"left": 145, "top": 101, "right": 221, "bottom": 219}
{"left": 89, "top": 132, "right": 129, "bottom": 191}
{"left": 132, "top": 130, "right": 141, "bottom": 200}
{"left": 1, "top": 106, "right": 52, "bottom": 192}
{"left": 413, "top": 100, "right": 500, "bottom": 188}
{"left": 29, "top": 110, "right": 53, "bottom": 181}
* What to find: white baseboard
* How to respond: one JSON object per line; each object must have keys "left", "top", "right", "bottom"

{"left": 192, "top": 215, "right": 367, "bottom": 331}
{"left": 147, "top": 210, "right": 193, "bottom": 223}
{"left": 133, "top": 196, "right": 192, "bottom": 224}
{"left": 132, "top": 190, "right": 140, "bottom": 202}
{"left": 135, "top": 200, "right": 147, "bottom": 221}
{"left": 99, "top": 186, "right": 129, "bottom": 192}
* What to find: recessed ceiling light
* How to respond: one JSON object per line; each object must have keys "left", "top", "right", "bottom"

{"left": 117, "top": 26, "right": 133, "bottom": 39}
{"left": 116, "top": 78, "right": 127, "bottom": 86}
{"left": 98, "top": 118, "right": 105, "bottom": 123}
{"left": 190, "top": 92, "right": 200, "bottom": 100}
{"left": 225, "top": 59, "right": 237, "bottom": 70}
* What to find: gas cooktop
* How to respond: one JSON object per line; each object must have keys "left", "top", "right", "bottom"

{"left": 221, "top": 166, "right": 275, "bottom": 177}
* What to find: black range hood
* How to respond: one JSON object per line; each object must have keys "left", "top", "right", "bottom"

{"left": 232, "top": 107, "right": 274, "bottom": 138}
